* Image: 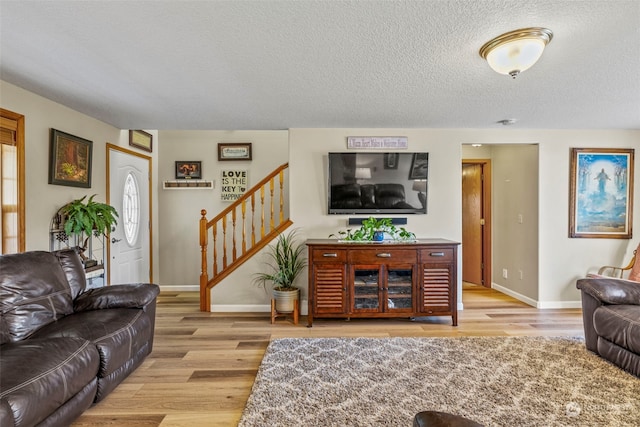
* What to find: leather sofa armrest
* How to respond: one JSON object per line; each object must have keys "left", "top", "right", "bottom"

{"left": 576, "top": 277, "right": 640, "bottom": 306}
{"left": 74, "top": 283, "right": 160, "bottom": 312}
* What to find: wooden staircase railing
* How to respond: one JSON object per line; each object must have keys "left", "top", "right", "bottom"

{"left": 199, "top": 163, "right": 292, "bottom": 311}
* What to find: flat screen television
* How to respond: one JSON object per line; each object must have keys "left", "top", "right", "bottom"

{"left": 328, "top": 152, "right": 428, "bottom": 215}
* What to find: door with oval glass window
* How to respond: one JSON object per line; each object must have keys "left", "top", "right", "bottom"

{"left": 108, "top": 145, "right": 151, "bottom": 284}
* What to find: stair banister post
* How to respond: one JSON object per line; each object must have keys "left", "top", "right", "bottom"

{"left": 199, "top": 209, "right": 210, "bottom": 311}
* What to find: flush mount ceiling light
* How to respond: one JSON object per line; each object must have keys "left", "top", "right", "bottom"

{"left": 479, "top": 27, "right": 553, "bottom": 78}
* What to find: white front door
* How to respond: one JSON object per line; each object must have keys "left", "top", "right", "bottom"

{"left": 108, "top": 145, "right": 151, "bottom": 284}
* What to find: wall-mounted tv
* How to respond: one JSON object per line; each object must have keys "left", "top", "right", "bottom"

{"left": 328, "top": 152, "right": 428, "bottom": 215}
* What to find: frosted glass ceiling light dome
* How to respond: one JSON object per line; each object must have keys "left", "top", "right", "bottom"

{"left": 479, "top": 28, "right": 553, "bottom": 78}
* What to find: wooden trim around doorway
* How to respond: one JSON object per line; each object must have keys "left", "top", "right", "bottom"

{"left": 106, "top": 143, "right": 153, "bottom": 284}
{"left": 462, "top": 159, "right": 492, "bottom": 288}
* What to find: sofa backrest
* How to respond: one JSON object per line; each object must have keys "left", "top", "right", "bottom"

{"left": 0, "top": 249, "right": 86, "bottom": 344}
{"left": 374, "top": 183, "right": 406, "bottom": 208}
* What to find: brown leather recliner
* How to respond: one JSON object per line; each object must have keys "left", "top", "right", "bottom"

{"left": 0, "top": 249, "right": 160, "bottom": 427}
{"left": 576, "top": 277, "right": 640, "bottom": 377}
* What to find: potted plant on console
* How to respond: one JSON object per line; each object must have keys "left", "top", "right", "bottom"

{"left": 253, "top": 229, "right": 306, "bottom": 314}
{"left": 56, "top": 195, "right": 118, "bottom": 268}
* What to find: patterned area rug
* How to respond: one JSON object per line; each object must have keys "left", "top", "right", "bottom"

{"left": 238, "top": 337, "right": 639, "bottom": 427}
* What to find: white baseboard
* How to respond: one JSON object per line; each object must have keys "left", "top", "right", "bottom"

{"left": 491, "top": 283, "right": 582, "bottom": 309}
{"left": 160, "top": 285, "right": 199, "bottom": 292}
{"left": 212, "top": 299, "right": 310, "bottom": 315}
{"left": 535, "top": 300, "right": 582, "bottom": 309}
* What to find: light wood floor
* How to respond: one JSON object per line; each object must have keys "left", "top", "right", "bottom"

{"left": 72, "top": 285, "right": 584, "bottom": 427}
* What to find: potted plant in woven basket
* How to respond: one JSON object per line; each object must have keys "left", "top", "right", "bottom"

{"left": 253, "top": 229, "right": 306, "bottom": 313}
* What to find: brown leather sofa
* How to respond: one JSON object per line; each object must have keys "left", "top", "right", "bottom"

{"left": 576, "top": 277, "right": 640, "bottom": 377}
{"left": 0, "top": 249, "right": 160, "bottom": 427}
{"left": 330, "top": 183, "right": 416, "bottom": 210}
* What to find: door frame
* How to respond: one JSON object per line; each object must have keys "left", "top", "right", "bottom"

{"left": 106, "top": 143, "right": 153, "bottom": 284}
{"left": 0, "top": 108, "right": 25, "bottom": 253}
{"left": 462, "top": 159, "right": 492, "bottom": 288}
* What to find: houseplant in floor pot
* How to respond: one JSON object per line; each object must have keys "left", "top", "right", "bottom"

{"left": 56, "top": 194, "right": 118, "bottom": 266}
{"left": 253, "top": 229, "right": 306, "bottom": 313}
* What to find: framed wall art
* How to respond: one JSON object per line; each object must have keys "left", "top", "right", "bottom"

{"left": 129, "top": 129, "right": 153, "bottom": 152}
{"left": 384, "top": 153, "right": 399, "bottom": 169}
{"left": 175, "top": 161, "right": 202, "bottom": 179}
{"left": 408, "top": 152, "right": 429, "bottom": 179}
{"left": 347, "top": 136, "right": 408, "bottom": 149}
{"left": 218, "top": 143, "right": 252, "bottom": 161}
{"left": 48, "top": 129, "right": 93, "bottom": 188}
{"left": 569, "top": 147, "right": 634, "bottom": 238}
{"left": 220, "top": 169, "right": 248, "bottom": 201}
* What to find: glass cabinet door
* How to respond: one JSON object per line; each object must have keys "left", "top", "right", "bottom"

{"left": 386, "top": 267, "right": 413, "bottom": 311}
{"left": 353, "top": 267, "right": 380, "bottom": 311}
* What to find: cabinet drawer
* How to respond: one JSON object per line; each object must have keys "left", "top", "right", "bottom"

{"left": 420, "top": 248, "right": 454, "bottom": 262}
{"left": 312, "top": 249, "right": 347, "bottom": 263}
{"left": 350, "top": 249, "right": 417, "bottom": 264}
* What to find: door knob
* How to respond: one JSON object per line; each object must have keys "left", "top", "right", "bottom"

{"left": 111, "top": 237, "right": 122, "bottom": 244}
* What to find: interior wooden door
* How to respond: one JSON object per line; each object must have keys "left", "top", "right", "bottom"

{"left": 462, "top": 161, "right": 491, "bottom": 287}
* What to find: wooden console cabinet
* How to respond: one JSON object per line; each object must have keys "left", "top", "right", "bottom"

{"left": 306, "top": 239, "right": 459, "bottom": 327}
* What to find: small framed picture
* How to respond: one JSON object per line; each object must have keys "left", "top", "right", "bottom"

{"left": 218, "top": 143, "right": 252, "bottom": 161}
{"left": 384, "top": 153, "right": 399, "bottom": 169}
{"left": 48, "top": 129, "right": 93, "bottom": 188}
{"left": 409, "top": 153, "right": 429, "bottom": 179}
{"left": 175, "top": 161, "right": 202, "bottom": 179}
{"left": 129, "top": 130, "right": 153, "bottom": 153}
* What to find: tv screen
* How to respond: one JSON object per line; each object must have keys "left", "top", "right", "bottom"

{"left": 328, "top": 152, "right": 428, "bottom": 215}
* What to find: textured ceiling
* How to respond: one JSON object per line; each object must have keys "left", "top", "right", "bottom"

{"left": 1, "top": 1, "right": 639, "bottom": 130}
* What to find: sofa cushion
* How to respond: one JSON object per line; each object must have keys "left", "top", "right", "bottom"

{"left": 331, "top": 184, "right": 362, "bottom": 209}
{"left": 54, "top": 248, "right": 87, "bottom": 299}
{"left": 576, "top": 277, "right": 640, "bottom": 305}
{"left": 360, "top": 184, "right": 376, "bottom": 208}
{"left": 74, "top": 283, "right": 160, "bottom": 312}
{"left": 0, "top": 337, "right": 99, "bottom": 427}
{"left": 0, "top": 251, "right": 75, "bottom": 343}
{"left": 374, "top": 183, "right": 406, "bottom": 208}
{"left": 31, "top": 308, "right": 153, "bottom": 378}
{"left": 594, "top": 305, "right": 640, "bottom": 354}
{"left": 596, "top": 337, "right": 640, "bottom": 377}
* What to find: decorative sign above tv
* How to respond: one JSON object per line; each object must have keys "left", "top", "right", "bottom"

{"left": 328, "top": 152, "right": 428, "bottom": 215}
{"left": 346, "top": 136, "right": 408, "bottom": 149}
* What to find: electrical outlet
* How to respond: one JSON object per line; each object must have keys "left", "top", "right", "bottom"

{"left": 518, "top": 214, "right": 523, "bottom": 224}
{"left": 519, "top": 270, "right": 523, "bottom": 280}
{"left": 502, "top": 269, "right": 508, "bottom": 279}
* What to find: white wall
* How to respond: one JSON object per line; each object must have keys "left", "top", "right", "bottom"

{"left": 462, "top": 144, "right": 540, "bottom": 303}
{"left": 5, "top": 78, "right": 637, "bottom": 309}
{"left": 0, "top": 81, "right": 160, "bottom": 282}
{"left": 290, "top": 128, "right": 464, "bottom": 305}
{"left": 157, "top": 130, "right": 289, "bottom": 303}
{"left": 289, "top": 129, "right": 638, "bottom": 310}
{"left": 537, "top": 130, "right": 638, "bottom": 306}
{"left": 491, "top": 145, "right": 539, "bottom": 302}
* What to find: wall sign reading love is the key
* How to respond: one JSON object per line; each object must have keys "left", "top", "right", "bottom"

{"left": 220, "top": 170, "right": 248, "bottom": 201}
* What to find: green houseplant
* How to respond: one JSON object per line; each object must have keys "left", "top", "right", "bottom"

{"left": 57, "top": 195, "right": 119, "bottom": 264}
{"left": 253, "top": 229, "right": 306, "bottom": 313}
{"left": 330, "top": 217, "right": 416, "bottom": 242}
